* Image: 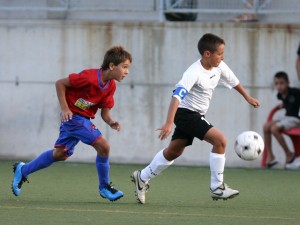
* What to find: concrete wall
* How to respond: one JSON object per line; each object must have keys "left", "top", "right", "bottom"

{"left": 0, "top": 20, "right": 299, "bottom": 167}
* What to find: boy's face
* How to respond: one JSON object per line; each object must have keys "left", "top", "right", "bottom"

{"left": 274, "top": 77, "right": 289, "bottom": 94}
{"left": 110, "top": 59, "right": 131, "bottom": 82}
{"left": 205, "top": 44, "right": 225, "bottom": 68}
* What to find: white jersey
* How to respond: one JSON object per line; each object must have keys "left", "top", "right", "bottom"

{"left": 173, "top": 59, "right": 239, "bottom": 115}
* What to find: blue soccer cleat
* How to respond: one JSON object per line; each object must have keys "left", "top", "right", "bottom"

{"left": 99, "top": 183, "right": 123, "bottom": 202}
{"left": 11, "top": 162, "right": 29, "bottom": 196}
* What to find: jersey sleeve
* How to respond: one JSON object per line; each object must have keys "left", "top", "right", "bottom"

{"left": 173, "top": 67, "right": 198, "bottom": 102}
{"left": 69, "top": 70, "right": 90, "bottom": 88}
{"left": 218, "top": 61, "right": 239, "bottom": 89}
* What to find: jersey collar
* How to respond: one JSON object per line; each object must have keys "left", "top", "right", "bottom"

{"left": 98, "top": 68, "right": 110, "bottom": 91}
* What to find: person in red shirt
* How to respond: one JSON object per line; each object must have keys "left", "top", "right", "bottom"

{"left": 12, "top": 46, "right": 132, "bottom": 201}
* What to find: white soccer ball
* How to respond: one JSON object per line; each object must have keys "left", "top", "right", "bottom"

{"left": 234, "top": 131, "right": 265, "bottom": 161}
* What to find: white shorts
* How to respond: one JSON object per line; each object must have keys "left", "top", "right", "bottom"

{"left": 275, "top": 115, "right": 300, "bottom": 130}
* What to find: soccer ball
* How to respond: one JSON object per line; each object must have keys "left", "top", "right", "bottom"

{"left": 234, "top": 131, "right": 264, "bottom": 161}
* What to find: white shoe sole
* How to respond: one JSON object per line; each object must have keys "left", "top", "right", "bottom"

{"left": 131, "top": 171, "right": 146, "bottom": 204}
{"left": 211, "top": 192, "right": 239, "bottom": 201}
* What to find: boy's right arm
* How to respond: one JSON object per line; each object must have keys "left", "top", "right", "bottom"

{"left": 156, "top": 97, "right": 180, "bottom": 140}
{"left": 234, "top": 83, "right": 260, "bottom": 108}
{"left": 55, "top": 78, "right": 73, "bottom": 122}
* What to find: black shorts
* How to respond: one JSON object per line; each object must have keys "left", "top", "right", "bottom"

{"left": 171, "top": 108, "right": 213, "bottom": 146}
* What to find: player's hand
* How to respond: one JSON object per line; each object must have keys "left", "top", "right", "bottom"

{"left": 61, "top": 108, "right": 73, "bottom": 122}
{"left": 156, "top": 122, "right": 173, "bottom": 140}
{"left": 247, "top": 97, "right": 260, "bottom": 108}
{"left": 110, "top": 121, "right": 121, "bottom": 131}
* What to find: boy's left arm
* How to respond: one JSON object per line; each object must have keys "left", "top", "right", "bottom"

{"left": 101, "top": 108, "right": 121, "bottom": 131}
{"left": 234, "top": 83, "right": 260, "bottom": 108}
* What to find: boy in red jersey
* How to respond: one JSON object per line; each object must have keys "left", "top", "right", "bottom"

{"left": 12, "top": 46, "right": 132, "bottom": 201}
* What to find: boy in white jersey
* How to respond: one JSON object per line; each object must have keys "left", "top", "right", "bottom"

{"left": 131, "top": 33, "right": 260, "bottom": 203}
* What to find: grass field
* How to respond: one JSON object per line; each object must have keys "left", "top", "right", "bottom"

{"left": 0, "top": 160, "right": 300, "bottom": 225}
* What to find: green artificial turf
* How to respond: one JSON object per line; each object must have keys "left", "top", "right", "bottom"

{"left": 0, "top": 160, "right": 299, "bottom": 225}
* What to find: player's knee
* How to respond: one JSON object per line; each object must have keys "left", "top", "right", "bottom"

{"left": 270, "top": 125, "right": 281, "bottom": 134}
{"left": 164, "top": 147, "right": 184, "bottom": 160}
{"left": 53, "top": 148, "right": 72, "bottom": 161}
{"left": 94, "top": 139, "right": 110, "bottom": 157}
{"left": 214, "top": 136, "right": 227, "bottom": 149}
{"left": 173, "top": 151, "right": 183, "bottom": 159}
{"left": 101, "top": 145, "right": 110, "bottom": 157}
{"left": 63, "top": 148, "right": 74, "bottom": 158}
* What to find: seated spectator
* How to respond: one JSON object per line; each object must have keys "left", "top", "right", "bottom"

{"left": 233, "top": 0, "right": 259, "bottom": 22}
{"left": 263, "top": 71, "right": 300, "bottom": 169}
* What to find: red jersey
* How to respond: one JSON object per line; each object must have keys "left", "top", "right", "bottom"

{"left": 66, "top": 68, "right": 116, "bottom": 119}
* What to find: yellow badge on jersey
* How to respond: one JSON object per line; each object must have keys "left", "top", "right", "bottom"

{"left": 74, "top": 98, "right": 93, "bottom": 110}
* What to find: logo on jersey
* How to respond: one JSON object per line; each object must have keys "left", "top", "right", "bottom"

{"left": 210, "top": 74, "right": 216, "bottom": 79}
{"left": 91, "top": 124, "right": 97, "bottom": 130}
{"left": 74, "top": 98, "right": 96, "bottom": 110}
{"left": 201, "top": 116, "right": 211, "bottom": 125}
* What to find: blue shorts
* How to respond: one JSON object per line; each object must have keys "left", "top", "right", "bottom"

{"left": 54, "top": 114, "right": 102, "bottom": 157}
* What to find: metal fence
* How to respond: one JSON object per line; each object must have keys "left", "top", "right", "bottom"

{"left": 164, "top": 0, "right": 300, "bottom": 14}
{"left": 163, "top": 0, "right": 300, "bottom": 21}
{"left": 0, "top": 0, "right": 299, "bottom": 22}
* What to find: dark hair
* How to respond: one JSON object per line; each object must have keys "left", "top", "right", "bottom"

{"left": 274, "top": 71, "right": 289, "bottom": 82}
{"left": 101, "top": 46, "right": 132, "bottom": 70}
{"left": 197, "top": 33, "right": 225, "bottom": 55}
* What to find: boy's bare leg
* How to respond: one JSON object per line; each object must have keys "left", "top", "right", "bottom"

{"left": 263, "top": 121, "right": 276, "bottom": 164}
{"left": 271, "top": 125, "right": 295, "bottom": 163}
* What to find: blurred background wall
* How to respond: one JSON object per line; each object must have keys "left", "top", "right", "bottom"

{"left": 0, "top": 0, "right": 299, "bottom": 168}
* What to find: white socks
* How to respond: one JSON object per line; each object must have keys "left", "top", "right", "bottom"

{"left": 140, "top": 149, "right": 174, "bottom": 183}
{"left": 140, "top": 150, "right": 225, "bottom": 190}
{"left": 210, "top": 152, "right": 225, "bottom": 190}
